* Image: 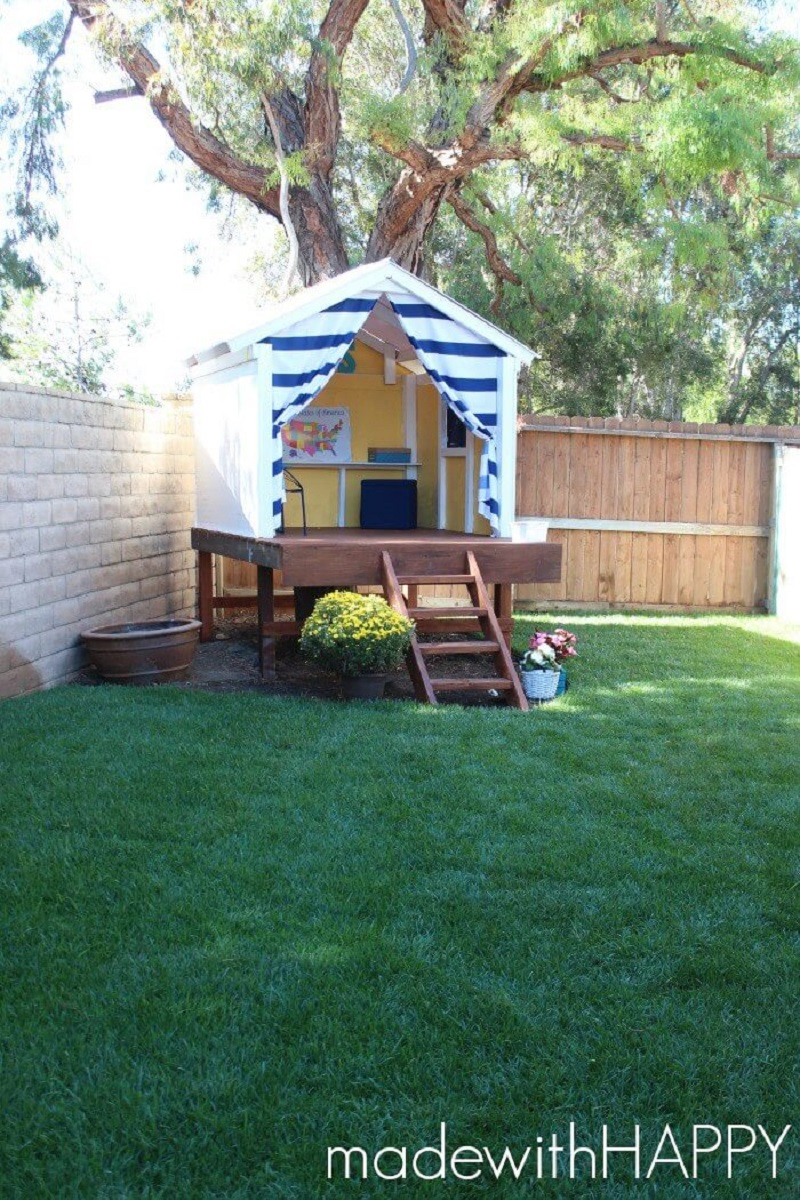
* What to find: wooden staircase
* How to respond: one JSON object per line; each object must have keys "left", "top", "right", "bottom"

{"left": 380, "top": 550, "right": 528, "bottom": 710}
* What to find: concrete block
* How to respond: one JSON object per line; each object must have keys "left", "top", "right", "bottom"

{"left": 112, "top": 428, "right": 138, "bottom": 453}
{"left": 53, "top": 449, "right": 83, "bottom": 474}
{"left": 99, "top": 496, "right": 122, "bottom": 519}
{"left": 0, "top": 390, "right": 45, "bottom": 419}
{"left": 71, "top": 424, "right": 114, "bottom": 451}
{"left": 111, "top": 517, "right": 133, "bottom": 540}
{"left": 87, "top": 474, "right": 113, "bottom": 498}
{"left": 110, "top": 473, "right": 133, "bottom": 496}
{"left": 139, "top": 431, "right": 167, "bottom": 456}
{"left": 14, "top": 420, "right": 45, "bottom": 448}
{"left": 7, "top": 475, "right": 38, "bottom": 502}
{"left": 74, "top": 544, "right": 104, "bottom": 573}
{"left": 39, "top": 524, "right": 68, "bottom": 552}
{"left": 48, "top": 597, "right": 81, "bottom": 628}
{"left": 150, "top": 474, "right": 185, "bottom": 495}
{"left": 52, "top": 498, "right": 79, "bottom": 524}
{"left": 45, "top": 423, "right": 73, "bottom": 450}
{"left": 0, "top": 661, "right": 45, "bottom": 701}
{"left": 8, "top": 530, "right": 38, "bottom": 556}
{"left": 73, "top": 450, "right": 103, "bottom": 474}
{"left": 0, "top": 418, "right": 14, "bottom": 446}
{"left": 101, "top": 543, "right": 122, "bottom": 566}
{"left": 24, "top": 553, "right": 53, "bottom": 583}
{"left": 0, "top": 501, "right": 22, "bottom": 533}
{"left": 140, "top": 573, "right": 168, "bottom": 601}
{"left": 64, "top": 521, "right": 92, "bottom": 548}
{"left": 39, "top": 624, "right": 75, "bottom": 660}
{"left": 37, "top": 474, "right": 66, "bottom": 500}
{"left": 12, "top": 632, "right": 42, "bottom": 665}
{"left": 88, "top": 517, "right": 115, "bottom": 544}
{"left": 63, "top": 475, "right": 90, "bottom": 498}
{"left": 0, "top": 557, "right": 26, "bottom": 587}
{"left": 5, "top": 582, "right": 58, "bottom": 623}
{"left": 25, "top": 448, "right": 54, "bottom": 474}
{"left": 21, "top": 501, "right": 52, "bottom": 528}
{"left": 76, "top": 498, "right": 101, "bottom": 522}
{"left": 36, "top": 644, "right": 86, "bottom": 689}
{"left": 104, "top": 403, "right": 144, "bottom": 431}
{"left": 0, "top": 447, "right": 25, "bottom": 474}
{"left": 57, "top": 396, "right": 88, "bottom": 424}
{"left": 121, "top": 537, "right": 146, "bottom": 562}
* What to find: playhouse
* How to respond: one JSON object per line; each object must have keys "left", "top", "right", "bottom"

{"left": 189, "top": 259, "right": 561, "bottom": 705}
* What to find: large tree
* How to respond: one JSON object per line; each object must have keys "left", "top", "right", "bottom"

{"left": 10, "top": 0, "right": 797, "bottom": 293}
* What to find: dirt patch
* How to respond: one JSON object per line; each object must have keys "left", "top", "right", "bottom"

{"left": 76, "top": 611, "right": 514, "bottom": 706}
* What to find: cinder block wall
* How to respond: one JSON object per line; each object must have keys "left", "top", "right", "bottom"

{"left": 0, "top": 384, "right": 196, "bottom": 699}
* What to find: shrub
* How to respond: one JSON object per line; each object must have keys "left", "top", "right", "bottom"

{"left": 299, "top": 591, "right": 414, "bottom": 677}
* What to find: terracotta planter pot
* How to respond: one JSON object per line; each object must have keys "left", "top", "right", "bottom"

{"left": 81, "top": 619, "right": 202, "bottom": 685}
{"left": 340, "top": 673, "right": 388, "bottom": 701}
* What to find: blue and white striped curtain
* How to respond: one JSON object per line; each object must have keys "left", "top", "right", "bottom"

{"left": 386, "top": 292, "right": 504, "bottom": 531}
{"left": 264, "top": 288, "right": 506, "bottom": 532}
{"left": 262, "top": 298, "right": 375, "bottom": 527}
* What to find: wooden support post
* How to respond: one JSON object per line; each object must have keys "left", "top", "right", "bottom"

{"left": 494, "top": 582, "right": 514, "bottom": 648}
{"left": 257, "top": 565, "right": 277, "bottom": 678}
{"left": 198, "top": 551, "right": 215, "bottom": 642}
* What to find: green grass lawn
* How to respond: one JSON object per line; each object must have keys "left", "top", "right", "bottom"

{"left": 1, "top": 613, "right": 799, "bottom": 1199}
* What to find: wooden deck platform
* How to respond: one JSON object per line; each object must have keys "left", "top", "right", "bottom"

{"left": 192, "top": 526, "right": 562, "bottom": 679}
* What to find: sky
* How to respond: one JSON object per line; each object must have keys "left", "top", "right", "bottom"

{"left": 1, "top": 0, "right": 279, "bottom": 394}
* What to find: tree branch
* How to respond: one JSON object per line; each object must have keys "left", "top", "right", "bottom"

{"left": 523, "top": 38, "right": 770, "bottom": 96}
{"left": 420, "top": 0, "right": 470, "bottom": 53}
{"left": 388, "top": 0, "right": 418, "bottom": 94}
{"left": 93, "top": 85, "right": 142, "bottom": 104}
{"left": 448, "top": 189, "right": 521, "bottom": 313}
{"left": 261, "top": 94, "right": 300, "bottom": 299}
{"left": 765, "top": 125, "right": 800, "bottom": 162}
{"left": 21, "top": 10, "right": 75, "bottom": 210}
{"left": 589, "top": 72, "right": 638, "bottom": 104}
{"left": 306, "top": 0, "right": 371, "bottom": 176}
{"left": 66, "top": 0, "right": 280, "bottom": 218}
{"left": 561, "top": 132, "right": 643, "bottom": 152}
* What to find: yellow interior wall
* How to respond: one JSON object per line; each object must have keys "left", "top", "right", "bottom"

{"left": 415, "top": 381, "right": 439, "bottom": 529}
{"left": 282, "top": 341, "right": 406, "bottom": 528}
{"left": 279, "top": 345, "right": 488, "bottom": 534}
{"left": 444, "top": 456, "right": 465, "bottom": 531}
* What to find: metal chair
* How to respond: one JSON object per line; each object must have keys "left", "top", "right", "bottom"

{"left": 281, "top": 469, "right": 308, "bottom": 536}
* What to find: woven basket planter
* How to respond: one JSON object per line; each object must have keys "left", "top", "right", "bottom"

{"left": 521, "top": 669, "right": 561, "bottom": 702}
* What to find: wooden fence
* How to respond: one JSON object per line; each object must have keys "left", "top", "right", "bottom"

{"left": 516, "top": 416, "right": 799, "bottom": 612}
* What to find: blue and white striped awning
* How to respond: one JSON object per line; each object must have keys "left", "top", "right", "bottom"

{"left": 262, "top": 288, "right": 506, "bottom": 531}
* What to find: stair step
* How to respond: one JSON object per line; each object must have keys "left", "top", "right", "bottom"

{"left": 420, "top": 641, "right": 501, "bottom": 656}
{"left": 397, "top": 574, "right": 475, "bottom": 585}
{"left": 408, "top": 606, "right": 486, "bottom": 619}
{"left": 428, "top": 677, "right": 514, "bottom": 692}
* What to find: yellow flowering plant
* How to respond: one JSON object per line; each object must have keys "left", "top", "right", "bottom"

{"left": 299, "top": 591, "right": 415, "bottom": 677}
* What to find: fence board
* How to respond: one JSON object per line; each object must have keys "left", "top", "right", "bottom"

{"left": 516, "top": 419, "right": 783, "bottom": 612}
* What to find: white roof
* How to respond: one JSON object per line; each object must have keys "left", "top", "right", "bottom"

{"left": 188, "top": 258, "right": 536, "bottom": 365}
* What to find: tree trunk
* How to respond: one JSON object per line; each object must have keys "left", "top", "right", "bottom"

{"left": 366, "top": 173, "right": 452, "bottom": 274}
{"left": 289, "top": 180, "right": 351, "bottom": 284}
